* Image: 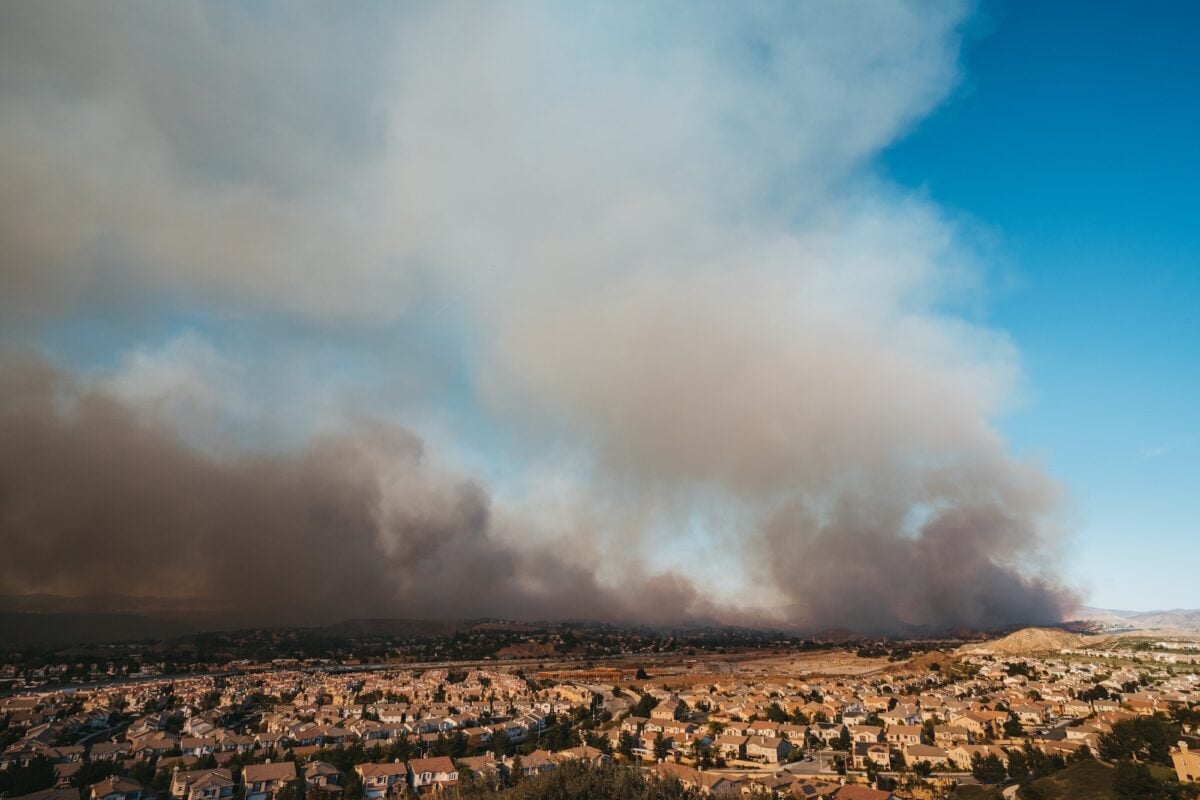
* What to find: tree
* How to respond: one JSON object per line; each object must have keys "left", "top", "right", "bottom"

{"left": 764, "top": 703, "right": 788, "bottom": 724}
{"left": 491, "top": 729, "right": 510, "bottom": 758}
{"left": 653, "top": 732, "right": 669, "bottom": 761}
{"left": 635, "top": 668, "right": 648, "bottom": 680}
{"left": 1003, "top": 714, "right": 1024, "bottom": 738}
{"left": 0, "top": 756, "right": 56, "bottom": 797}
{"left": 618, "top": 730, "right": 636, "bottom": 759}
{"left": 70, "top": 758, "right": 120, "bottom": 789}
{"left": 1077, "top": 684, "right": 1110, "bottom": 702}
{"left": 508, "top": 756, "right": 524, "bottom": 786}
{"left": 339, "top": 769, "right": 363, "bottom": 800}
{"left": 630, "top": 693, "right": 659, "bottom": 719}
{"left": 1099, "top": 716, "right": 1180, "bottom": 766}
{"left": 276, "top": 779, "right": 305, "bottom": 800}
{"left": 835, "top": 727, "right": 851, "bottom": 751}
{"left": 1112, "top": 759, "right": 1179, "bottom": 800}
{"left": 1007, "top": 662, "right": 1034, "bottom": 678}
{"left": 971, "top": 753, "right": 1008, "bottom": 784}
{"left": 1007, "top": 747, "right": 1029, "bottom": 782}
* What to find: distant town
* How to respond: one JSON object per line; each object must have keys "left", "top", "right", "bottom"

{"left": 1, "top": 622, "right": 1198, "bottom": 800}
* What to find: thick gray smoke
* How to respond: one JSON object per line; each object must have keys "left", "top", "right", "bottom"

{"left": 0, "top": 1, "right": 1080, "bottom": 632}
{"left": 0, "top": 358, "right": 710, "bottom": 627}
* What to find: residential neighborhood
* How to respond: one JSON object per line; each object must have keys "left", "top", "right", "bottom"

{"left": 2, "top": 631, "right": 1198, "bottom": 799}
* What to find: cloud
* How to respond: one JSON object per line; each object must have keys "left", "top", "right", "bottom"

{"left": 0, "top": 1, "right": 1079, "bottom": 632}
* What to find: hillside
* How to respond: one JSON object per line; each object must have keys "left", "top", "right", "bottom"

{"left": 1071, "top": 606, "right": 1200, "bottom": 633}
{"left": 1022, "top": 758, "right": 1113, "bottom": 800}
{"left": 1121, "top": 608, "right": 1200, "bottom": 631}
{"left": 958, "top": 627, "right": 1089, "bottom": 655}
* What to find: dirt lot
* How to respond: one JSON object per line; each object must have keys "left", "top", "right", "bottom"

{"left": 621, "top": 648, "right": 895, "bottom": 687}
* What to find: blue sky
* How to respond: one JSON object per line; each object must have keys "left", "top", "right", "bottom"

{"left": 884, "top": 0, "right": 1199, "bottom": 610}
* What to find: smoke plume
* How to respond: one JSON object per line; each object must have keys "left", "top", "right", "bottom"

{"left": 0, "top": 358, "right": 714, "bottom": 626}
{"left": 0, "top": 1, "right": 1078, "bottom": 632}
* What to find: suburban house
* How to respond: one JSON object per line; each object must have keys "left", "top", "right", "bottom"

{"left": 745, "top": 736, "right": 790, "bottom": 764}
{"left": 851, "top": 742, "right": 891, "bottom": 770}
{"left": 849, "top": 726, "right": 883, "bottom": 743}
{"left": 1173, "top": 742, "right": 1200, "bottom": 784}
{"left": 89, "top": 777, "right": 146, "bottom": 800}
{"left": 180, "top": 738, "right": 217, "bottom": 758}
{"left": 242, "top": 761, "right": 297, "bottom": 800}
{"left": 303, "top": 762, "right": 341, "bottom": 795}
{"left": 933, "top": 726, "right": 970, "bottom": 746}
{"left": 904, "top": 744, "right": 950, "bottom": 769}
{"left": 884, "top": 726, "right": 922, "bottom": 748}
{"left": 553, "top": 746, "right": 611, "bottom": 767}
{"left": 88, "top": 743, "right": 130, "bottom": 762}
{"left": 948, "top": 744, "right": 1008, "bottom": 772}
{"left": 746, "top": 721, "right": 782, "bottom": 739}
{"left": 651, "top": 762, "right": 743, "bottom": 798}
{"left": 355, "top": 763, "right": 408, "bottom": 799}
{"left": 651, "top": 700, "right": 682, "bottom": 721}
{"left": 714, "top": 734, "right": 748, "bottom": 761}
{"left": 832, "top": 785, "right": 895, "bottom": 800}
{"left": 169, "top": 769, "right": 234, "bottom": 800}
{"left": 406, "top": 757, "right": 457, "bottom": 794}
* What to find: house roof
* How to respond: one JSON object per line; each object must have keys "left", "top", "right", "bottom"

{"left": 90, "top": 777, "right": 144, "bottom": 797}
{"left": 243, "top": 762, "right": 297, "bottom": 783}
{"left": 355, "top": 763, "right": 407, "bottom": 778}
{"left": 407, "top": 756, "right": 455, "bottom": 775}
{"left": 833, "top": 785, "right": 893, "bottom": 800}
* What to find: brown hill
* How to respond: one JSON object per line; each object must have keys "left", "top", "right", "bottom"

{"left": 957, "top": 627, "right": 1092, "bottom": 655}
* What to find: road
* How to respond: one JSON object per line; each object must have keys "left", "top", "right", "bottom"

{"left": 781, "top": 748, "right": 842, "bottom": 775}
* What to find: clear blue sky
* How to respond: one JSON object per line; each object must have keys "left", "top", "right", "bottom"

{"left": 884, "top": 0, "right": 1199, "bottom": 611}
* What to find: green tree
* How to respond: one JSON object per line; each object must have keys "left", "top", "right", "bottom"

{"left": 653, "top": 732, "right": 669, "bottom": 761}
{"left": 275, "top": 779, "right": 305, "bottom": 800}
{"left": 618, "top": 730, "right": 636, "bottom": 759}
{"left": 1099, "top": 716, "right": 1180, "bottom": 766}
{"left": 508, "top": 756, "right": 524, "bottom": 786}
{"left": 70, "top": 758, "right": 121, "bottom": 789}
{"left": 764, "top": 703, "right": 788, "bottom": 724}
{"left": 1007, "top": 747, "right": 1029, "bottom": 782}
{"left": 1112, "top": 759, "right": 1176, "bottom": 800}
{"left": 0, "top": 756, "right": 56, "bottom": 796}
{"left": 339, "top": 769, "right": 362, "bottom": 800}
{"left": 630, "top": 693, "right": 659, "bottom": 719}
{"left": 971, "top": 753, "right": 1008, "bottom": 784}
